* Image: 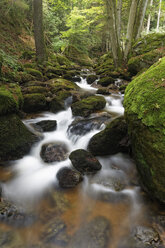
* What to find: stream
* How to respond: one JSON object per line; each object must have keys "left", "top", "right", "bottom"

{"left": 0, "top": 73, "right": 163, "bottom": 248}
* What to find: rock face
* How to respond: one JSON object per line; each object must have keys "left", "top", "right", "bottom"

{"left": 40, "top": 142, "right": 68, "bottom": 163}
{"left": 69, "top": 216, "right": 110, "bottom": 248}
{"left": 71, "top": 96, "right": 106, "bottom": 117}
{"left": 124, "top": 57, "right": 165, "bottom": 203}
{"left": 57, "top": 167, "right": 83, "bottom": 188}
{"left": 69, "top": 149, "right": 102, "bottom": 173}
{"left": 0, "top": 114, "right": 38, "bottom": 161}
{"left": 88, "top": 116, "right": 129, "bottom": 156}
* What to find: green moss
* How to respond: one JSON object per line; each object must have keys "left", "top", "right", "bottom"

{"left": 49, "top": 78, "right": 80, "bottom": 93}
{"left": 56, "top": 54, "right": 71, "bottom": 66}
{"left": 0, "top": 114, "right": 37, "bottom": 161}
{"left": 132, "top": 33, "right": 165, "bottom": 56}
{"left": 128, "top": 49, "right": 164, "bottom": 75}
{"left": 98, "top": 77, "right": 115, "bottom": 87}
{"left": 23, "top": 93, "right": 47, "bottom": 113}
{"left": 24, "top": 68, "right": 43, "bottom": 78}
{"left": 22, "top": 86, "right": 48, "bottom": 95}
{"left": 71, "top": 95, "right": 106, "bottom": 117}
{"left": 124, "top": 57, "right": 165, "bottom": 202}
{"left": 0, "top": 83, "right": 23, "bottom": 115}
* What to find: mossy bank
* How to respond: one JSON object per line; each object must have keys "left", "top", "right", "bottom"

{"left": 124, "top": 57, "right": 165, "bottom": 203}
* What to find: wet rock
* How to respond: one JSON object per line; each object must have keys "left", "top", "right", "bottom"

{"left": 69, "top": 149, "right": 102, "bottom": 174}
{"left": 67, "top": 113, "right": 111, "bottom": 136}
{"left": 98, "top": 76, "right": 115, "bottom": 87}
{"left": 132, "top": 226, "right": 161, "bottom": 246}
{"left": 41, "top": 218, "right": 70, "bottom": 246}
{"left": 34, "top": 120, "right": 57, "bottom": 132}
{"left": 57, "top": 167, "right": 83, "bottom": 188}
{"left": 40, "top": 142, "right": 68, "bottom": 163}
{"left": 71, "top": 95, "right": 106, "bottom": 117}
{"left": 97, "top": 88, "right": 111, "bottom": 95}
{"left": 49, "top": 96, "right": 65, "bottom": 113}
{"left": 72, "top": 76, "right": 81, "bottom": 82}
{"left": 0, "top": 200, "right": 35, "bottom": 227}
{"left": 88, "top": 116, "right": 130, "bottom": 156}
{"left": 86, "top": 75, "right": 98, "bottom": 84}
{"left": 69, "top": 216, "right": 110, "bottom": 248}
{"left": 118, "top": 225, "right": 163, "bottom": 248}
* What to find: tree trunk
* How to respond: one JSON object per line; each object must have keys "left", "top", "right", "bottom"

{"left": 116, "top": 0, "right": 122, "bottom": 42}
{"left": 135, "top": 0, "right": 149, "bottom": 39}
{"left": 33, "top": 0, "right": 47, "bottom": 63}
{"left": 124, "top": 0, "right": 139, "bottom": 60}
{"left": 105, "top": 0, "right": 122, "bottom": 67}
{"left": 146, "top": 0, "right": 153, "bottom": 34}
{"left": 156, "top": 0, "right": 162, "bottom": 32}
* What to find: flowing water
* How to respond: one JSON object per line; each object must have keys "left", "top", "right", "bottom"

{"left": 0, "top": 75, "right": 161, "bottom": 248}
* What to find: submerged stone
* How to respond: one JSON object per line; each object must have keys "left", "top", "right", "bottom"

{"left": 69, "top": 216, "right": 111, "bottom": 248}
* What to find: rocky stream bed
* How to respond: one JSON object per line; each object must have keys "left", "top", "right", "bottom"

{"left": 0, "top": 70, "right": 165, "bottom": 248}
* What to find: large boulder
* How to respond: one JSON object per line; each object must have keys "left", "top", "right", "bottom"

{"left": 57, "top": 167, "right": 83, "bottom": 188}
{"left": 86, "top": 75, "right": 98, "bottom": 84}
{"left": 124, "top": 57, "right": 165, "bottom": 203}
{"left": 97, "top": 76, "right": 115, "bottom": 87}
{"left": 71, "top": 95, "right": 106, "bottom": 117}
{"left": 0, "top": 114, "right": 38, "bottom": 161}
{"left": 40, "top": 142, "right": 68, "bottom": 163}
{"left": 69, "top": 149, "right": 102, "bottom": 174}
{"left": 88, "top": 116, "right": 129, "bottom": 156}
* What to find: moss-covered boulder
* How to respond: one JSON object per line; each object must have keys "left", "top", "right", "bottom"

{"left": 49, "top": 78, "right": 79, "bottom": 94}
{"left": 132, "top": 33, "right": 165, "bottom": 56}
{"left": 23, "top": 93, "right": 47, "bottom": 113}
{"left": 86, "top": 75, "right": 98, "bottom": 84}
{"left": 88, "top": 116, "right": 129, "bottom": 156}
{"left": 71, "top": 95, "right": 106, "bottom": 117}
{"left": 64, "top": 45, "right": 93, "bottom": 66}
{"left": 0, "top": 114, "right": 38, "bottom": 161}
{"left": 128, "top": 48, "right": 165, "bottom": 76}
{"left": 0, "top": 84, "right": 23, "bottom": 115}
{"left": 124, "top": 57, "right": 165, "bottom": 203}
{"left": 24, "top": 68, "right": 43, "bottom": 79}
{"left": 21, "top": 86, "right": 49, "bottom": 95}
{"left": 56, "top": 54, "right": 72, "bottom": 66}
{"left": 98, "top": 77, "right": 115, "bottom": 87}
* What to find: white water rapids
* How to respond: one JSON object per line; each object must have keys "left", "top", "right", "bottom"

{"left": 2, "top": 76, "right": 140, "bottom": 221}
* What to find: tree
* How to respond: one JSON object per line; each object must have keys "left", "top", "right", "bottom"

{"left": 146, "top": 0, "right": 153, "bottom": 34}
{"left": 33, "top": 0, "right": 47, "bottom": 62}
{"left": 156, "top": 0, "right": 162, "bottom": 31}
